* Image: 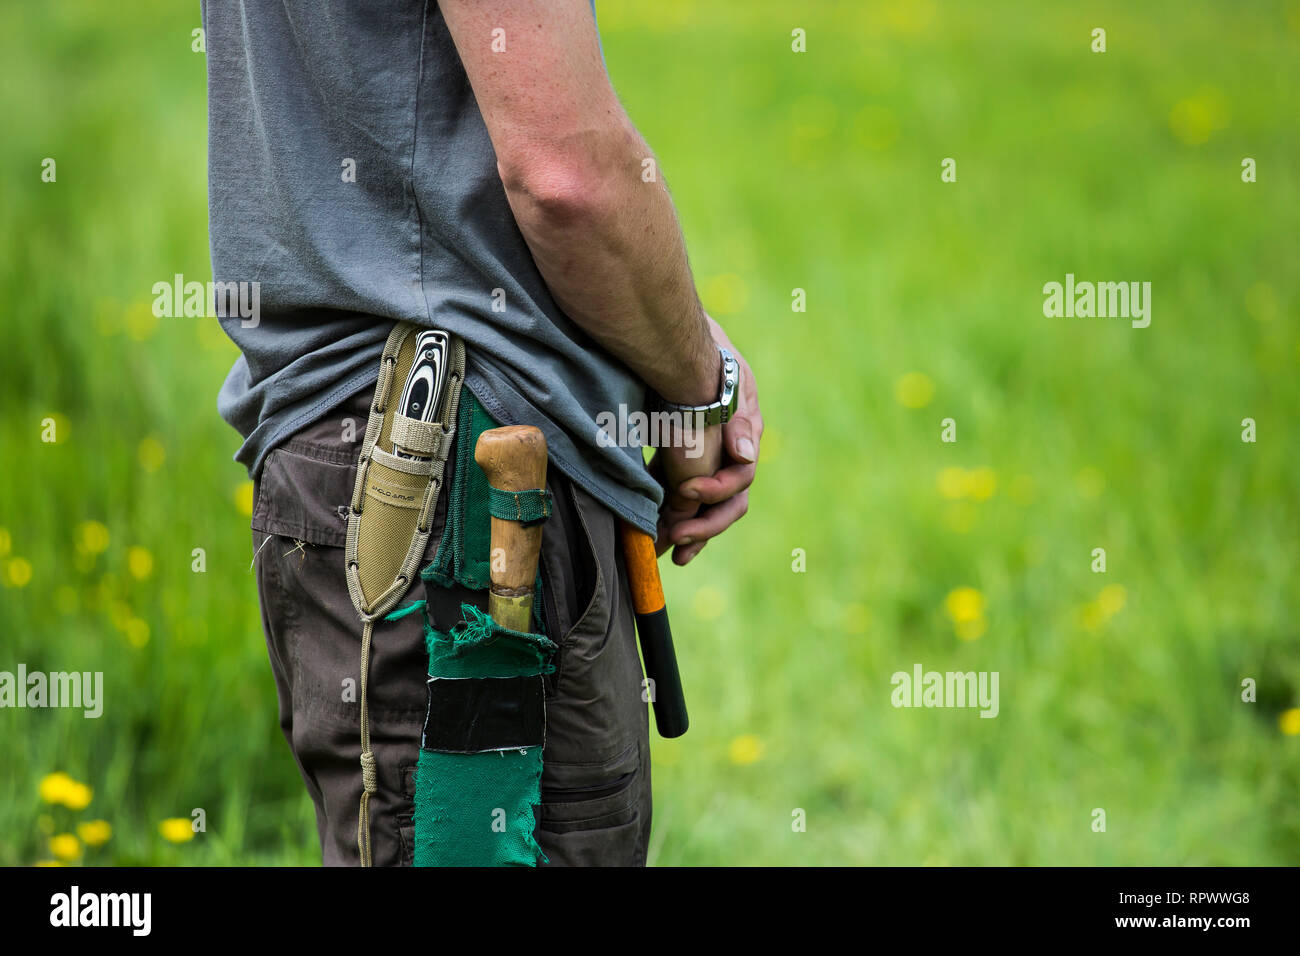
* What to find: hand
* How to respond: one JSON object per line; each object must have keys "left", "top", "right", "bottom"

{"left": 652, "top": 320, "right": 762, "bottom": 565}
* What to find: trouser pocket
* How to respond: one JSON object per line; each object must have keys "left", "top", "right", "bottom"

{"left": 536, "top": 740, "right": 648, "bottom": 866}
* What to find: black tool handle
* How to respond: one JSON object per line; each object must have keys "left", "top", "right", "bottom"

{"left": 637, "top": 605, "right": 689, "bottom": 738}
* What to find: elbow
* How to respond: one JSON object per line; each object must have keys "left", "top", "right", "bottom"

{"left": 497, "top": 120, "right": 640, "bottom": 228}
{"left": 499, "top": 155, "right": 612, "bottom": 228}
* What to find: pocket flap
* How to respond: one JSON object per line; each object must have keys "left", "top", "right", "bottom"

{"left": 251, "top": 445, "right": 355, "bottom": 547}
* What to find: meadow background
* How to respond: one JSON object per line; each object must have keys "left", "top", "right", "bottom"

{"left": 1, "top": 0, "right": 1297, "bottom": 865}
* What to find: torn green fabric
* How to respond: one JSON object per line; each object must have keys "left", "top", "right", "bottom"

{"left": 412, "top": 604, "right": 557, "bottom": 867}
{"left": 426, "top": 604, "right": 556, "bottom": 680}
{"left": 414, "top": 748, "right": 545, "bottom": 867}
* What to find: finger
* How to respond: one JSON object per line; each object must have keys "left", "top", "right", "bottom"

{"left": 672, "top": 537, "right": 708, "bottom": 566}
{"left": 656, "top": 498, "right": 697, "bottom": 549}
{"left": 677, "top": 461, "right": 755, "bottom": 504}
{"left": 656, "top": 529, "right": 673, "bottom": 558}
{"left": 666, "top": 491, "right": 749, "bottom": 546}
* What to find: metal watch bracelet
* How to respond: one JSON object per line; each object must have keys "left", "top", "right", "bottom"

{"left": 653, "top": 345, "right": 739, "bottom": 426}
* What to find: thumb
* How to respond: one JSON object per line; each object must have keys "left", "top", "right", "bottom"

{"left": 724, "top": 414, "right": 757, "bottom": 463}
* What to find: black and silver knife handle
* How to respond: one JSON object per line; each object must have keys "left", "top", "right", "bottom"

{"left": 394, "top": 330, "right": 450, "bottom": 461}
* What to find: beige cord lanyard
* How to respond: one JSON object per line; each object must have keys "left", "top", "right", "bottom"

{"left": 344, "top": 322, "right": 465, "bottom": 866}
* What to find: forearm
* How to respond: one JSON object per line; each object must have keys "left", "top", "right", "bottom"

{"left": 439, "top": 0, "right": 717, "bottom": 405}
{"left": 500, "top": 125, "right": 719, "bottom": 406}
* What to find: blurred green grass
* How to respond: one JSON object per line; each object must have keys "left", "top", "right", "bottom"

{"left": 1, "top": 0, "right": 1296, "bottom": 865}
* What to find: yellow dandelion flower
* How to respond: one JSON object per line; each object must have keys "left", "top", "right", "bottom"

{"left": 692, "top": 585, "right": 727, "bottom": 622}
{"left": 1169, "top": 87, "right": 1229, "bottom": 146}
{"left": 42, "top": 413, "right": 71, "bottom": 443}
{"left": 234, "top": 480, "right": 255, "bottom": 517}
{"left": 138, "top": 436, "right": 166, "bottom": 472}
{"left": 1244, "top": 282, "right": 1277, "bottom": 324}
{"left": 936, "top": 467, "right": 966, "bottom": 499}
{"left": 76, "top": 520, "right": 111, "bottom": 556}
{"left": 160, "top": 818, "right": 196, "bottom": 843}
{"left": 1278, "top": 708, "right": 1300, "bottom": 736}
{"left": 895, "top": 372, "right": 934, "bottom": 409}
{"left": 883, "top": 0, "right": 936, "bottom": 35}
{"left": 944, "top": 587, "right": 985, "bottom": 624}
{"left": 49, "top": 833, "right": 81, "bottom": 861}
{"left": 125, "top": 618, "right": 151, "bottom": 648}
{"left": 954, "top": 616, "right": 986, "bottom": 642}
{"left": 127, "top": 546, "right": 154, "bottom": 581}
{"left": 728, "top": 734, "right": 765, "bottom": 766}
{"left": 1079, "top": 601, "right": 1106, "bottom": 632}
{"left": 1097, "top": 584, "right": 1127, "bottom": 617}
{"left": 701, "top": 273, "right": 749, "bottom": 317}
{"left": 109, "top": 599, "right": 133, "bottom": 631}
{"left": 63, "top": 782, "right": 93, "bottom": 811}
{"left": 966, "top": 467, "right": 997, "bottom": 502}
{"left": 3, "top": 557, "right": 32, "bottom": 588}
{"left": 77, "top": 820, "right": 112, "bottom": 847}
{"left": 841, "top": 602, "right": 870, "bottom": 635}
{"left": 125, "top": 299, "right": 159, "bottom": 342}
{"left": 39, "top": 772, "right": 76, "bottom": 805}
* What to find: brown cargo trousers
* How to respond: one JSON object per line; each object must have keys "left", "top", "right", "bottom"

{"left": 250, "top": 388, "right": 653, "bottom": 866}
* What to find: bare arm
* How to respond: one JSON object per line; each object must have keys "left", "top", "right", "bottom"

{"left": 442, "top": 0, "right": 761, "bottom": 564}
{"left": 441, "top": 0, "right": 718, "bottom": 405}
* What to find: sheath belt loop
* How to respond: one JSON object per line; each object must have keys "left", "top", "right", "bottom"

{"left": 391, "top": 413, "right": 439, "bottom": 455}
{"left": 343, "top": 322, "right": 466, "bottom": 866}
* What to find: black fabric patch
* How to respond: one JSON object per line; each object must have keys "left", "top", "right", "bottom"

{"left": 422, "top": 676, "right": 545, "bottom": 753}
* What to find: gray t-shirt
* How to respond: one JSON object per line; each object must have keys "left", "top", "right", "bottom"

{"left": 202, "top": 0, "right": 661, "bottom": 535}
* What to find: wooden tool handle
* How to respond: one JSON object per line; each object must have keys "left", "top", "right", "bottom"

{"left": 621, "top": 522, "right": 666, "bottom": 615}
{"left": 474, "top": 426, "right": 548, "bottom": 633}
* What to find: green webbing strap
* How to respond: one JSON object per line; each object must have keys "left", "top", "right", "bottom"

{"left": 487, "top": 485, "right": 553, "bottom": 527}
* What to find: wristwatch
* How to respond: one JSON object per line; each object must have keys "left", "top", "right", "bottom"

{"left": 654, "top": 345, "right": 740, "bottom": 426}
